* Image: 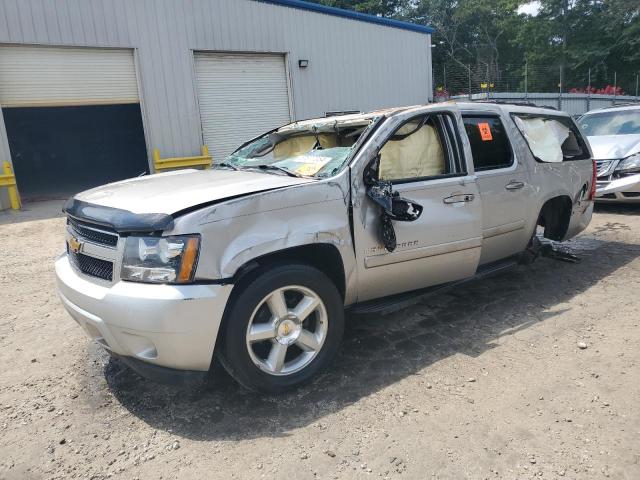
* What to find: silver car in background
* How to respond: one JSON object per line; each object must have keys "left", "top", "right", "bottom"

{"left": 579, "top": 105, "right": 640, "bottom": 203}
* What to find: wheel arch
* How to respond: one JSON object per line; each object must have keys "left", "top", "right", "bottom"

{"left": 229, "top": 243, "right": 347, "bottom": 302}
{"left": 537, "top": 194, "right": 573, "bottom": 241}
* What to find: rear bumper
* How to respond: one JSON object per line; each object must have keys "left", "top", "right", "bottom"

{"left": 55, "top": 254, "right": 233, "bottom": 374}
{"left": 564, "top": 200, "right": 593, "bottom": 240}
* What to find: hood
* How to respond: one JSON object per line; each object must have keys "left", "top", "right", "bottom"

{"left": 74, "top": 168, "right": 313, "bottom": 215}
{"left": 587, "top": 134, "right": 640, "bottom": 160}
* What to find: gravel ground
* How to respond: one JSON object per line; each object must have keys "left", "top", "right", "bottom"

{"left": 1, "top": 201, "right": 639, "bottom": 480}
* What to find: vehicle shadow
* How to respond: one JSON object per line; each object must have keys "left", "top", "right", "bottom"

{"left": 104, "top": 236, "right": 639, "bottom": 441}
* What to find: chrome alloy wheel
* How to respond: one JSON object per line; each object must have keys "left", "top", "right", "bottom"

{"left": 245, "top": 285, "right": 328, "bottom": 376}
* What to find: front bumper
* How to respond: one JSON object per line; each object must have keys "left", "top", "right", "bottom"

{"left": 55, "top": 254, "right": 233, "bottom": 375}
{"left": 596, "top": 171, "right": 640, "bottom": 203}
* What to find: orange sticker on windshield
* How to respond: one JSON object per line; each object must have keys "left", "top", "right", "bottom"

{"left": 478, "top": 122, "right": 493, "bottom": 141}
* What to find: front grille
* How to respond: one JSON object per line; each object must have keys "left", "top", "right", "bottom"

{"left": 622, "top": 192, "right": 640, "bottom": 198}
{"left": 596, "top": 160, "right": 617, "bottom": 178}
{"left": 69, "top": 250, "right": 114, "bottom": 281}
{"left": 68, "top": 218, "right": 118, "bottom": 247}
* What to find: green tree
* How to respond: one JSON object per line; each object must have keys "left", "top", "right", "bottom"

{"left": 517, "top": 0, "right": 640, "bottom": 92}
{"left": 309, "top": 0, "right": 640, "bottom": 94}
{"left": 401, "top": 0, "right": 524, "bottom": 93}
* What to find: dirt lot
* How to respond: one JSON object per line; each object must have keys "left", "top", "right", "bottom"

{"left": 1, "top": 201, "right": 639, "bottom": 480}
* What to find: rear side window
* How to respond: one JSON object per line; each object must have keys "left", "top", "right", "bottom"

{"left": 463, "top": 116, "right": 513, "bottom": 171}
{"left": 512, "top": 114, "right": 590, "bottom": 163}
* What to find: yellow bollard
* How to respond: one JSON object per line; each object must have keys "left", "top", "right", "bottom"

{"left": 201, "top": 145, "right": 211, "bottom": 169}
{"left": 1, "top": 161, "right": 21, "bottom": 210}
{"left": 152, "top": 148, "right": 162, "bottom": 172}
{"left": 152, "top": 146, "right": 213, "bottom": 172}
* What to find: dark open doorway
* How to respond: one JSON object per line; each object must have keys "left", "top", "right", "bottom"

{"left": 2, "top": 104, "right": 149, "bottom": 201}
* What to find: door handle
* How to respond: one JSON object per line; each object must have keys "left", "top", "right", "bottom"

{"left": 505, "top": 181, "right": 525, "bottom": 191}
{"left": 444, "top": 193, "right": 475, "bottom": 204}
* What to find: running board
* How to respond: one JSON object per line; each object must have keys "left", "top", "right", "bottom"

{"left": 347, "top": 257, "right": 519, "bottom": 316}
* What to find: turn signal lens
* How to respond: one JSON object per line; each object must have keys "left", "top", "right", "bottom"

{"left": 178, "top": 237, "right": 200, "bottom": 283}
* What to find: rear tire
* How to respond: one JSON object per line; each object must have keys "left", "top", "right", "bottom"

{"left": 217, "top": 263, "right": 344, "bottom": 393}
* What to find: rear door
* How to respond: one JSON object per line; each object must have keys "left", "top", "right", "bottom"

{"left": 351, "top": 108, "right": 482, "bottom": 302}
{"left": 462, "top": 113, "right": 534, "bottom": 265}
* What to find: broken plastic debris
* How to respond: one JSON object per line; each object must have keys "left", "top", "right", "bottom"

{"left": 527, "top": 236, "right": 582, "bottom": 264}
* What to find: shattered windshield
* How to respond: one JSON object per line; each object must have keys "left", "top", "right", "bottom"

{"left": 580, "top": 110, "right": 640, "bottom": 136}
{"left": 222, "top": 116, "right": 379, "bottom": 178}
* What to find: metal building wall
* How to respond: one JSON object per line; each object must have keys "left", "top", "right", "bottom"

{"left": 0, "top": 0, "right": 432, "bottom": 209}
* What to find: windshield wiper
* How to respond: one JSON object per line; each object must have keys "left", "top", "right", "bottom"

{"left": 215, "top": 161, "right": 239, "bottom": 171}
{"left": 243, "top": 164, "right": 303, "bottom": 178}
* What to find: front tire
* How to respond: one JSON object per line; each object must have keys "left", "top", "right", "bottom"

{"left": 217, "top": 263, "right": 344, "bottom": 393}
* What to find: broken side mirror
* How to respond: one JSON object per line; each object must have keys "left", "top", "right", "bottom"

{"left": 389, "top": 195, "right": 423, "bottom": 222}
{"left": 364, "top": 154, "right": 423, "bottom": 222}
{"left": 364, "top": 154, "right": 423, "bottom": 252}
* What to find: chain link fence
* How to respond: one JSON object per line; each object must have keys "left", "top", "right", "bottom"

{"left": 433, "top": 63, "right": 640, "bottom": 114}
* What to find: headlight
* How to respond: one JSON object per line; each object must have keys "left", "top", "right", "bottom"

{"left": 121, "top": 235, "right": 200, "bottom": 283}
{"left": 616, "top": 153, "right": 640, "bottom": 173}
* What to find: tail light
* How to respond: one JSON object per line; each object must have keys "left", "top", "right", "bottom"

{"left": 589, "top": 159, "right": 597, "bottom": 200}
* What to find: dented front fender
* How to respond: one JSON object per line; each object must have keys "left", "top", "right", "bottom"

{"left": 167, "top": 173, "right": 358, "bottom": 304}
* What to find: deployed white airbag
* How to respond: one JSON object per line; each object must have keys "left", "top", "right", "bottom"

{"left": 515, "top": 117, "right": 570, "bottom": 163}
{"left": 379, "top": 124, "right": 445, "bottom": 180}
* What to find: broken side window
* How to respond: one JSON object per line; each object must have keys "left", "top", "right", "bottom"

{"left": 512, "top": 114, "right": 590, "bottom": 163}
{"left": 378, "top": 117, "right": 448, "bottom": 181}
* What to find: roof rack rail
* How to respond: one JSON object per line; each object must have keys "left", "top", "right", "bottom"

{"left": 598, "top": 102, "right": 640, "bottom": 109}
{"left": 470, "top": 99, "right": 558, "bottom": 110}
{"left": 325, "top": 110, "right": 361, "bottom": 117}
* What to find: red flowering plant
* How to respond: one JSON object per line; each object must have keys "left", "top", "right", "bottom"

{"left": 568, "top": 85, "right": 626, "bottom": 95}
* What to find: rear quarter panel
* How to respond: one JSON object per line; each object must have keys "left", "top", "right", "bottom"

{"left": 502, "top": 108, "right": 594, "bottom": 241}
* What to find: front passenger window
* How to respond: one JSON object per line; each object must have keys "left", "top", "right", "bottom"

{"left": 379, "top": 117, "right": 446, "bottom": 181}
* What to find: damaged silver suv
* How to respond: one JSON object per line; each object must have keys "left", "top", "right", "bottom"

{"left": 55, "top": 102, "right": 595, "bottom": 392}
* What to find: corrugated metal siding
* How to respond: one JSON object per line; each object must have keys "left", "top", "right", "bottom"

{"left": 0, "top": 45, "right": 139, "bottom": 107}
{"left": 195, "top": 53, "right": 291, "bottom": 160}
{"left": 0, "top": 0, "right": 431, "bottom": 207}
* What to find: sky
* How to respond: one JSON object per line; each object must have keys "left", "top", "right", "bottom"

{"left": 517, "top": 1, "right": 541, "bottom": 16}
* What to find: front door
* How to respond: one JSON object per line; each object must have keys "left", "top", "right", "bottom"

{"left": 351, "top": 109, "right": 482, "bottom": 302}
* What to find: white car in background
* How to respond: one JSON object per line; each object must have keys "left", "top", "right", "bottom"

{"left": 579, "top": 105, "right": 640, "bottom": 203}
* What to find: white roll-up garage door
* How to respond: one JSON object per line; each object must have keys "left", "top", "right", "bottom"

{"left": 194, "top": 53, "right": 292, "bottom": 161}
{"left": 0, "top": 45, "right": 139, "bottom": 107}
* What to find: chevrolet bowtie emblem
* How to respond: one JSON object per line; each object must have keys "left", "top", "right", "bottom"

{"left": 282, "top": 323, "right": 290, "bottom": 335}
{"left": 68, "top": 236, "right": 83, "bottom": 254}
